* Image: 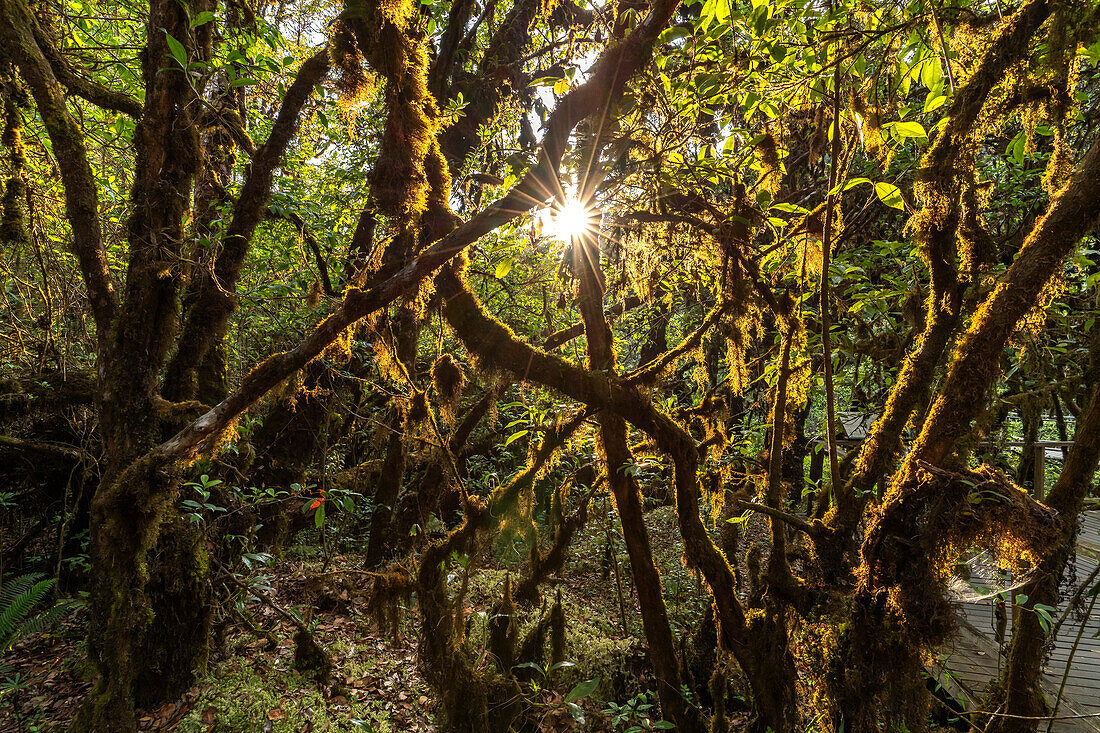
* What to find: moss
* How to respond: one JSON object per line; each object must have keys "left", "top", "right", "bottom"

{"left": 1, "top": 94, "right": 29, "bottom": 248}
{"left": 336, "top": 0, "right": 440, "bottom": 222}
{"left": 174, "top": 663, "right": 394, "bottom": 733}
{"left": 134, "top": 516, "right": 213, "bottom": 706}
{"left": 432, "top": 353, "right": 465, "bottom": 422}
{"left": 753, "top": 132, "right": 782, "bottom": 195}
{"left": 329, "top": 21, "right": 375, "bottom": 102}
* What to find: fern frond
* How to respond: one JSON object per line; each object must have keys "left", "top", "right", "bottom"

{"left": 0, "top": 577, "right": 55, "bottom": 650}
{"left": 10, "top": 599, "right": 80, "bottom": 645}
{"left": 0, "top": 573, "right": 44, "bottom": 609}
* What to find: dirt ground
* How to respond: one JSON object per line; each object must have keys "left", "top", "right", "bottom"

{"left": 1, "top": 506, "right": 782, "bottom": 732}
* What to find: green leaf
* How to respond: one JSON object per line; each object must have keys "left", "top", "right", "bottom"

{"left": 657, "top": 27, "right": 690, "bottom": 44}
{"left": 163, "top": 32, "right": 187, "bottom": 67}
{"left": 313, "top": 503, "right": 325, "bottom": 528}
{"left": 832, "top": 176, "right": 871, "bottom": 195}
{"left": 770, "top": 202, "right": 809, "bottom": 214}
{"left": 874, "top": 182, "right": 904, "bottom": 210}
{"left": 920, "top": 57, "right": 942, "bottom": 91}
{"left": 565, "top": 678, "right": 600, "bottom": 703}
{"left": 495, "top": 258, "right": 513, "bottom": 279}
{"left": 503, "top": 430, "right": 528, "bottom": 446}
{"left": 190, "top": 11, "right": 215, "bottom": 27}
{"left": 891, "top": 121, "right": 927, "bottom": 138}
{"left": 923, "top": 94, "right": 946, "bottom": 114}
{"left": 1010, "top": 130, "right": 1026, "bottom": 164}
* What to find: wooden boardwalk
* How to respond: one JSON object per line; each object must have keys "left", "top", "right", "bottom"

{"left": 933, "top": 511, "right": 1100, "bottom": 732}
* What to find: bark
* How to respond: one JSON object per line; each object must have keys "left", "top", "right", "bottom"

{"left": 542, "top": 295, "right": 643, "bottom": 351}
{"left": 170, "top": 57, "right": 243, "bottom": 405}
{"left": 29, "top": 20, "right": 143, "bottom": 119}
{"left": 74, "top": 0, "right": 215, "bottom": 726}
{"left": 819, "top": 0, "right": 1052, "bottom": 578}
{"left": 437, "top": 0, "right": 555, "bottom": 172}
{"left": 364, "top": 306, "right": 419, "bottom": 568}
{"left": 905, "top": 129, "right": 1100, "bottom": 473}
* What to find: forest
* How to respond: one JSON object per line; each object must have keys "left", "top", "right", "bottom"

{"left": 3, "top": 0, "right": 1100, "bottom": 729}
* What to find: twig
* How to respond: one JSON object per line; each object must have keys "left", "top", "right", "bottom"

{"left": 212, "top": 556, "right": 307, "bottom": 633}
{"left": 1046, "top": 588, "right": 1099, "bottom": 733}
{"left": 820, "top": 32, "right": 843, "bottom": 506}
{"left": 733, "top": 500, "right": 818, "bottom": 536}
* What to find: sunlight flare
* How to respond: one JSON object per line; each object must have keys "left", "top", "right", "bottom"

{"left": 542, "top": 196, "right": 598, "bottom": 243}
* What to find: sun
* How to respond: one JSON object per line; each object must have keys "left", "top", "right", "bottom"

{"left": 546, "top": 196, "right": 596, "bottom": 243}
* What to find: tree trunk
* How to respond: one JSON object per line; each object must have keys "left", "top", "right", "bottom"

{"left": 365, "top": 305, "right": 420, "bottom": 567}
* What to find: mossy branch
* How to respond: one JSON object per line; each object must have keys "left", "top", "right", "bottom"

{"left": 156, "top": 0, "right": 683, "bottom": 458}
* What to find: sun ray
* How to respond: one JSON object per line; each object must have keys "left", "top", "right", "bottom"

{"left": 542, "top": 193, "right": 599, "bottom": 243}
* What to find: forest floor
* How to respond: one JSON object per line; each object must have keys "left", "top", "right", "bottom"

{"left": 0, "top": 505, "right": 788, "bottom": 732}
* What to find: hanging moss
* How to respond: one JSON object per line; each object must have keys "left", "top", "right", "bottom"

{"left": 336, "top": 0, "right": 440, "bottom": 221}
{"left": 432, "top": 353, "right": 465, "bottom": 422}
{"left": 753, "top": 132, "right": 782, "bottom": 196}
{"left": 329, "top": 21, "right": 375, "bottom": 102}
{"left": 408, "top": 389, "right": 429, "bottom": 425}
{"left": 850, "top": 92, "right": 892, "bottom": 168}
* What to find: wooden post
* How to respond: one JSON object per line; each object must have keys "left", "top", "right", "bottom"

{"left": 808, "top": 445, "right": 825, "bottom": 512}
{"left": 1033, "top": 443, "right": 1046, "bottom": 500}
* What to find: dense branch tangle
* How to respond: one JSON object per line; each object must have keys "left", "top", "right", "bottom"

{"left": 6, "top": 0, "right": 1100, "bottom": 728}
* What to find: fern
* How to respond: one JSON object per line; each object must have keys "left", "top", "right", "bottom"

{"left": 0, "top": 573, "right": 42, "bottom": 611}
{"left": 0, "top": 573, "right": 80, "bottom": 655}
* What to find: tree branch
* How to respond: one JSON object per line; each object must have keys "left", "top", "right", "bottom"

{"left": 163, "top": 48, "right": 330, "bottom": 400}
{"left": 30, "top": 23, "right": 143, "bottom": 118}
